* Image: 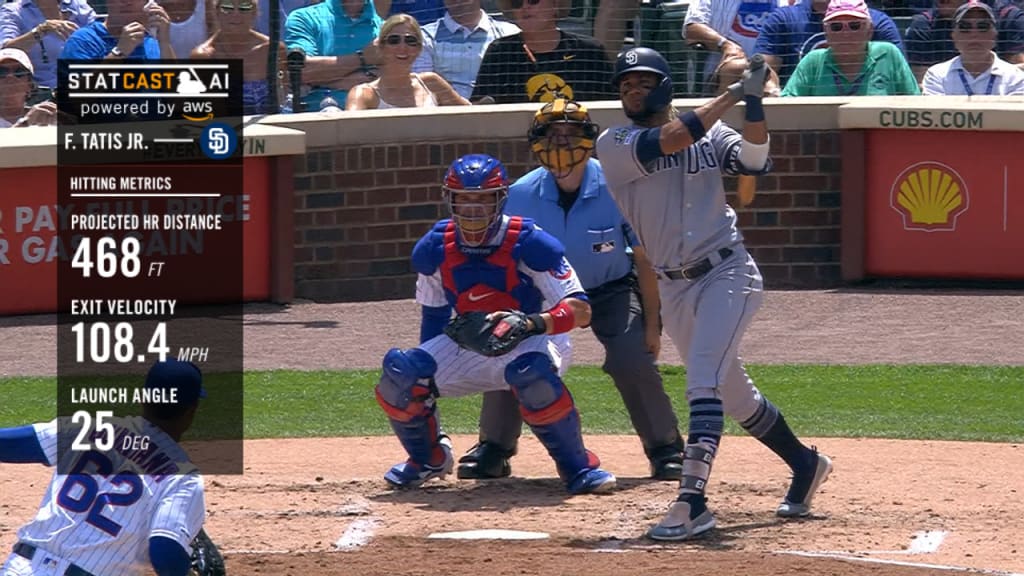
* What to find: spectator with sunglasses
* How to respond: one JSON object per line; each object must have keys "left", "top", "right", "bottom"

{"left": 0, "top": 0, "right": 95, "bottom": 91}
{"left": 412, "top": 0, "right": 520, "bottom": 99}
{"left": 192, "top": 0, "right": 288, "bottom": 114}
{"left": 923, "top": 0, "right": 1024, "bottom": 92}
{"left": 472, "top": 0, "right": 614, "bottom": 104}
{"left": 754, "top": 0, "right": 904, "bottom": 87}
{"left": 0, "top": 48, "right": 56, "bottom": 127}
{"left": 905, "top": 0, "right": 1024, "bottom": 83}
{"left": 346, "top": 13, "right": 468, "bottom": 108}
{"left": 284, "top": 0, "right": 383, "bottom": 110}
{"left": 781, "top": 0, "right": 919, "bottom": 95}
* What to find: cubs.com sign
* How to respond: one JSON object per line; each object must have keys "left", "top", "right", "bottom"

{"left": 889, "top": 161, "right": 969, "bottom": 232}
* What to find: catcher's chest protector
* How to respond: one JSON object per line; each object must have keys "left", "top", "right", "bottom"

{"left": 440, "top": 217, "right": 527, "bottom": 314}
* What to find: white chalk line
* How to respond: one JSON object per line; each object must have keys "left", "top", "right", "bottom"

{"left": 335, "top": 517, "right": 378, "bottom": 550}
{"left": 775, "top": 550, "right": 1024, "bottom": 576}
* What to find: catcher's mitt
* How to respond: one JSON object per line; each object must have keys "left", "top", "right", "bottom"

{"left": 444, "top": 311, "right": 545, "bottom": 357}
{"left": 190, "top": 529, "right": 226, "bottom": 576}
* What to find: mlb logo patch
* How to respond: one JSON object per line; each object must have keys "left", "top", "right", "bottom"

{"left": 613, "top": 128, "right": 636, "bottom": 146}
{"left": 592, "top": 241, "right": 616, "bottom": 253}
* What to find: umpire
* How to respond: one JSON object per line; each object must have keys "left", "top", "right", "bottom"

{"left": 457, "top": 99, "right": 685, "bottom": 481}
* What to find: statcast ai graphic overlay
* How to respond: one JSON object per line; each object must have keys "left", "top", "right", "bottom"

{"left": 56, "top": 60, "right": 244, "bottom": 475}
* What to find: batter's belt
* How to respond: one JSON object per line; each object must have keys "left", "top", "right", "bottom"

{"left": 658, "top": 248, "right": 734, "bottom": 281}
{"left": 13, "top": 542, "right": 96, "bottom": 576}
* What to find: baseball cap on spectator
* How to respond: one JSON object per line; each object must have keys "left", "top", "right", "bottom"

{"left": 953, "top": 0, "right": 996, "bottom": 24}
{"left": 0, "top": 48, "right": 34, "bottom": 75}
{"left": 145, "top": 359, "right": 207, "bottom": 411}
{"left": 823, "top": 0, "right": 870, "bottom": 21}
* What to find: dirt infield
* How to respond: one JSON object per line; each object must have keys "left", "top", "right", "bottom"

{"left": 1, "top": 289, "right": 1023, "bottom": 575}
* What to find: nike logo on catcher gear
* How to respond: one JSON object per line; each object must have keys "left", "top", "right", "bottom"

{"left": 467, "top": 291, "right": 495, "bottom": 302}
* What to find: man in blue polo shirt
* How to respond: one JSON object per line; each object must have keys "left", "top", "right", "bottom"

{"left": 285, "top": 0, "right": 383, "bottom": 109}
{"left": 412, "top": 0, "right": 520, "bottom": 99}
{"left": 455, "top": 99, "right": 685, "bottom": 482}
{"left": 61, "top": 0, "right": 173, "bottom": 60}
{"left": 754, "top": 0, "right": 904, "bottom": 85}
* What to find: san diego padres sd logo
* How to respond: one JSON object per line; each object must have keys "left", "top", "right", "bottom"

{"left": 890, "top": 161, "right": 969, "bottom": 232}
{"left": 624, "top": 50, "right": 639, "bottom": 65}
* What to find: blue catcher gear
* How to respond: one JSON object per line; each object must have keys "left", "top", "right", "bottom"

{"left": 611, "top": 47, "right": 674, "bottom": 121}
{"left": 505, "top": 352, "right": 617, "bottom": 494}
{"left": 375, "top": 348, "right": 453, "bottom": 487}
{"left": 442, "top": 154, "right": 509, "bottom": 247}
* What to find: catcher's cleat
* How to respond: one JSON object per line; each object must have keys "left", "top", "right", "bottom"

{"left": 647, "top": 443, "right": 684, "bottom": 481}
{"left": 384, "top": 437, "right": 454, "bottom": 488}
{"left": 647, "top": 495, "right": 716, "bottom": 541}
{"left": 456, "top": 442, "right": 515, "bottom": 479}
{"left": 777, "top": 449, "right": 833, "bottom": 518}
{"left": 566, "top": 467, "right": 617, "bottom": 495}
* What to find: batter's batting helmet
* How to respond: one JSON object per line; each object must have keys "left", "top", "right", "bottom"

{"left": 442, "top": 154, "right": 509, "bottom": 247}
{"left": 612, "top": 47, "right": 674, "bottom": 120}
{"left": 528, "top": 99, "right": 599, "bottom": 178}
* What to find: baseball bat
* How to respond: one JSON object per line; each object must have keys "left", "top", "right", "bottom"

{"left": 737, "top": 54, "right": 766, "bottom": 209}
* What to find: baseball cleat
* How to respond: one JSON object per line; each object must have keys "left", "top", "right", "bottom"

{"left": 647, "top": 497, "right": 716, "bottom": 541}
{"left": 647, "top": 444, "right": 684, "bottom": 481}
{"left": 384, "top": 438, "right": 454, "bottom": 488}
{"left": 566, "top": 468, "right": 617, "bottom": 495}
{"left": 456, "top": 442, "right": 514, "bottom": 480}
{"left": 777, "top": 450, "right": 833, "bottom": 518}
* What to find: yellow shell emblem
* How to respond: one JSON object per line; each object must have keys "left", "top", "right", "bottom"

{"left": 526, "top": 74, "right": 573, "bottom": 103}
{"left": 890, "top": 162, "right": 969, "bottom": 232}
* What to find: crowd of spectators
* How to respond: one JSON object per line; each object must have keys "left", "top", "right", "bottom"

{"left": 0, "top": 0, "right": 1022, "bottom": 127}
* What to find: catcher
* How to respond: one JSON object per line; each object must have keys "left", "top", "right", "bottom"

{"left": 375, "top": 153, "right": 617, "bottom": 495}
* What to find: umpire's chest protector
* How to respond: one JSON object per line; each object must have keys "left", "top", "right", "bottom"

{"left": 418, "top": 217, "right": 547, "bottom": 315}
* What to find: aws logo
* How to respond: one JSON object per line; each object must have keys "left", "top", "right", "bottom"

{"left": 890, "top": 161, "right": 969, "bottom": 232}
{"left": 183, "top": 101, "right": 214, "bottom": 122}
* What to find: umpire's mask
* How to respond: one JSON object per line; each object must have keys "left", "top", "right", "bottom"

{"left": 528, "top": 99, "right": 599, "bottom": 179}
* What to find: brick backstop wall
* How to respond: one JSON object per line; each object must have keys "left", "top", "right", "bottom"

{"left": 290, "top": 130, "right": 842, "bottom": 302}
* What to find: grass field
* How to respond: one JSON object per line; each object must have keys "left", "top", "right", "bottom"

{"left": 2, "top": 364, "right": 1022, "bottom": 442}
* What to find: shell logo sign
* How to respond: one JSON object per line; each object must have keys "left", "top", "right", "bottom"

{"left": 890, "top": 161, "right": 969, "bottom": 231}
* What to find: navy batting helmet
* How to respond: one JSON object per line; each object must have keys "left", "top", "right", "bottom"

{"left": 442, "top": 154, "right": 509, "bottom": 247}
{"left": 611, "top": 47, "right": 674, "bottom": 120}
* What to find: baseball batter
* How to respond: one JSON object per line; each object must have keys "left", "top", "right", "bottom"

{"left": 459, "top": 99, "right": 685, "bottom": 482}
{"left": 375, "top": 153, "right": 616, "bottom": 495}
{"left": 595, "top": 47, "right": 833, "bottom": 540}
{"left": 0, "top": 360, "right": 207, "bottom": 576}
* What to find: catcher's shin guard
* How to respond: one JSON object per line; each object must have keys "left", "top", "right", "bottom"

{"left": 375, "top": 348, "right": 446, "bottom": 466}
{"left": 505, "top": 353, "right": 615, "bottom": 493}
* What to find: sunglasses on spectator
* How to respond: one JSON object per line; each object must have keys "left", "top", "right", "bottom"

{"left": 385, "top": 34, "right": 420, "bottom": 46}
{"left": 218, "top": 1, "right": 254, "bottom": 12}
{"left": 509, "top": 0, "right": 542, "bottom": 9}
{"left": 827, "top": 20, "right": 864, "bottom": 32}
{"left": 0, "top": 66, "right": 31, "bottom": 79}
{"left": 957, "top": 20, "right": 993, "bottom": 32}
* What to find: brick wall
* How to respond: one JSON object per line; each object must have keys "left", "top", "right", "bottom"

{"left": 290, "top": 130, "right": 842, "bottom": 302}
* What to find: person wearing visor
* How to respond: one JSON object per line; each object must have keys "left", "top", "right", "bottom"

{"left": 781, "top": 0, "right": 919, "bottom": 96}
{"left": 0, "top": 359, "right": 208, "bottom": 576}
{"left": 374, "top": 153, "right": 617, "bottom": 495}
{"left": 457, "top": 99, "right": 686, "bottom": 484}
{"left": 922, "top": 0, "right": 1024, "bottom": 94}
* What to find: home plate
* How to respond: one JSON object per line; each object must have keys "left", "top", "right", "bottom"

{"left": 428, "top": 529, "right": 550, "bottom": 540}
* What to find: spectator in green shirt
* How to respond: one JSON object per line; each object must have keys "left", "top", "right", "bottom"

{"left": 781, "top": 0, "right": 920, "bottom": 96}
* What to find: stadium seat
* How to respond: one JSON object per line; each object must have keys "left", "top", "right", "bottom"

{"left": 634, "top": 0, "right": 705, "bottom": 97}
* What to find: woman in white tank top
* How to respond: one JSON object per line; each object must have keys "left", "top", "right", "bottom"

{"left": 160, "top": 0, "right": 215, "bottom": 58}
{"left": 346, "top": 14, "right": 469, "bottom": 110}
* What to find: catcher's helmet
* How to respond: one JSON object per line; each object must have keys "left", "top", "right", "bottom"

{"left": 442, "top": 154, "right": 509, "bottom": 247}
{"left": 527, "top": 99, "right": 599, "bottom": 179}
{"left": 611, "top": 47, "right": 674, "bottom": 120}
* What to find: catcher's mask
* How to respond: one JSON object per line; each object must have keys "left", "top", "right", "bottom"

{"left": 442, "top": 154, "right": 509, "bottom": 247}
{"left": 528, "top": 99, "right": 599, "bottom": 179}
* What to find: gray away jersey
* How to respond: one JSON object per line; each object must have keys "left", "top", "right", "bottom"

{"left": 595, "top": 120, "right": 757, "bottom": 269}
{"left": 16, "top": 416, "right": 205, "bottom": 576}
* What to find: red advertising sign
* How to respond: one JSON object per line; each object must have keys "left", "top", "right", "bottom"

{"left": 864, "top": 130, "right": 1024, "bottom": 280}
{"left": 0, "top": 159, "right": 271, "bottom": 316}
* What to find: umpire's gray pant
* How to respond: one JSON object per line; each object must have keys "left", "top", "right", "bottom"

{"left": 477, "top": 275, "right": 681, "bottom": 455}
